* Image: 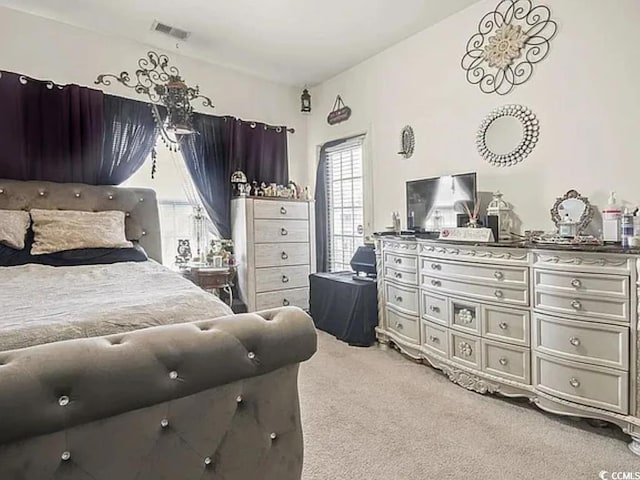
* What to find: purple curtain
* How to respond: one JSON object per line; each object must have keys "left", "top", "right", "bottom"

{"left": 179, "top": 114, "right": 233, "bottom": 238}
{"left": 228, "top": 119, "right": 289, "bottom": 185}
{"left": 100, "top": 95, "right": 159, "bottom": 185}
{"left": 0, "top": 71, "right": 104, "bottom": 183}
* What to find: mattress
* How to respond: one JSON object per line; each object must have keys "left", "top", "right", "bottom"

{"left": 0, "top": 260, "right": 233, "bottom": 352}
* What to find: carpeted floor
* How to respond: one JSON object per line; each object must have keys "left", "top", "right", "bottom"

{"left": 299, "top": 331, "right": 640, "bottom": 480}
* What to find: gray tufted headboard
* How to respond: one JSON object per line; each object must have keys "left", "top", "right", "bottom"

{"left": 0, "top": 179, "right": 162, "bottom": 263}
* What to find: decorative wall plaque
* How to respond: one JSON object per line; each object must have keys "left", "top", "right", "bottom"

{"left": 460, "top": 0, "right": 557, "bottom": 95}
{"left": 398, "top": 125, "right": 415, "bottom": 159}
{"left": 327, "top": 95, "right": 352, "bottom": 125}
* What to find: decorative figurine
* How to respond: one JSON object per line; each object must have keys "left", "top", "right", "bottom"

{"left": 175, "top": 239, "right": 192, "bottom": 266}
{"left": 303, "top": 186, "right": 312, "bottom": 201}
{"left": 251, "top": 181, "right": 258, "bottom": 196}
{"left": 230, "top": 170, "right": 248, "bottom": 197}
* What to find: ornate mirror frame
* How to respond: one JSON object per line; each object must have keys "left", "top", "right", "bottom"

{"left": 550, "top": 189, "right": 595, "bottom": 235}
{"left": 476, "top": 104, "right": 539, "bottom": 167}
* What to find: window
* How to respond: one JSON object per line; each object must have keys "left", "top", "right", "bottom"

{"left": 324, "top": 137, "right": 365, "bottom": 272}
{"left": 124, "top": 145, "right": 217, "bottom": 266}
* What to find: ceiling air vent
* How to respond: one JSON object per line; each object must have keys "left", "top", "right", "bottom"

{"left": 151, "top": 21, "right": 191, "bottom": 41}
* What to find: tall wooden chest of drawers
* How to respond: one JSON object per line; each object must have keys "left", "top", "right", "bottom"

{"left": 231, "top": 197, "right": 316, "bottom": 312}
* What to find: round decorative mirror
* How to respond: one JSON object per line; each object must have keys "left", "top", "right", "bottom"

{"left": 476, "top": 104, "right": 540, "bottom": 167}
{"left": 550, "top": 189, "right": 594, "bottom": 235}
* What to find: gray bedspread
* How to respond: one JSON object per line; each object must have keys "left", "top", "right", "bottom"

{"left": 0, "top": 261, "right": 233, "bottom": 352}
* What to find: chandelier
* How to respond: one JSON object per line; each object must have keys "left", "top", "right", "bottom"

{"left": 95, "top": 51, "right": 214, "bottom": 152}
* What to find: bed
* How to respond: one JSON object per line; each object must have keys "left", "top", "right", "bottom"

{"left": 0, "top": 179, "right": 317, "bottom": 480}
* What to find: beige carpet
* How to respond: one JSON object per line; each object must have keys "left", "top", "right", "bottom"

{"left": 299, "top": 331, "right": 640, "bottom": 480}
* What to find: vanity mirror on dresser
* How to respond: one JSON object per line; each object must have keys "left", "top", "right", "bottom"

{"left": 375, "top": 236, "right": 640, "bottom": 456}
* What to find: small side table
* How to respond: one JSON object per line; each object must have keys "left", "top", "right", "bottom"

{"left": 182, "top": 265, "right": 237, "bottom": 306}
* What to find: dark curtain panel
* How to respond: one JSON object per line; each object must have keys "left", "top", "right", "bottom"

{"left": 0, "top": 71, "right": 104, "bottom": 183}
{"left": 315, "top": 139, "right": 345, "bottom": 272}
{"left": 228, "top": 119, "right": 289, "bottom": 185}
{"left": 179, "top": 113, "right": 232, "bottom": 238}
{"left": 100, "top": 95, "right": 158, "bottom": 185}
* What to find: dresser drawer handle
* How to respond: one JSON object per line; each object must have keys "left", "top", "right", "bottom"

{"left": 283, "top": 299, "right": 290, "bottom": 306}
{"left": 431, "top": 263, "right": 441, "bottom": 270}
{"left": 394, "top": 258, "right": 402, "bottom": 264}
{"left": 570, "top": 299, "right": 582, "bottom": 310}
{"left": 429, "top": 305, "right": 440, "bottom": 313}
{"left": 395, "top": 322, "right": 404, "bottom": 330}
{"left": 280, "top": 207, "right": 287, "bottom": 215}
{"left": 498, "top": 357, "right": 508, "bottom": 366}
{"left": 569, "top": 336, "right": 581, "bottom": 347}
{"left": 429, "top": 335, "right": 440, "bottom": 343}
{"left": 570, "top": 278, "right": 582, "bottom": 288}
{"left": 281, "top": 251, "right": 289, "bottom": 260}
{"left": 494, "top": 290, "right": 504, "bottom": 299}
{"left": 494, "top": 271, "right": 504, "bottom": 280}
{"left": 282, "top": 275, "right": 289, "bottom": 283}
{"left": 394, "top": 272, "right": 403, "bottom": 279}
{"left": 431, "top": 280, "right": 441, "bottom": 287}
{"left": 498, "top": 322, "right": 508, "bottom": 330}
{"left": 569, "top": 377, "right": 580, "bottom": 388}
{"left": 280, "top": 227, "right": 288, "bottom": 236}
{"left": 394, "top": 295, "right": 403, "bottom": 303}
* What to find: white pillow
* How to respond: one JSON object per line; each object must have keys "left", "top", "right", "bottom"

{"left": 0, "top": 210, "right": 31, "bottom": 250}
{"left": 30, "top": 209, "right": 133, "bottom": 255}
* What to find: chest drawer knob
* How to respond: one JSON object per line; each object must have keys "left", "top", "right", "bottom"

{"left": 394, "top": 258, "right": 402, "bottom": 264}
{"left": 281, "top": 251, "right": 289, "bottom": 260}
{"left": 498, "top": 322, "right": 508, "bottom": 330}
{"left": 494, "top": 290, "right": 504, "bottom": 299}
{"left": 570, "top": 278, "right": 582, "bottom": 288}
{"left": 431, "top": 280, "right": 441, "bottom": 287}
{"left": 569, "top": 377, "right": 581, "bottom": 388}
{"left": 280, "top": 227, "right": 288, "bottom": 236}
{"left": 280, "top": 206, "right": 287, "bottom": 215}
{"left": 570, "top": 299, "right": 582, "bottom": 310}
{"left": 431, "top": 263, "right": 441, "bottom": 270}
{"left": 429, "top": 335, "right": 440, "bottom": 343}
{"left": 283, "top": 299, "right": 290, "bottom": 306}
{"left": 394, "top": 295, "right": 403, "bottom": 303}
{"left": 394, "top": 272, "right": 403, "bottom": 279}
{"left": 498, "top": 357, "right": 509, "bottom": 366}
{"left": 569, "top": 336, "right": 581, "bottom": 347}
{"left": 458, "top": 341, "right": 473, "bottom": 357}
{"left": 494, "top": 271, "right": 504, "bottom": 280}
{"left": 282, "top": 275, "right": 289, "bottom": 283}
{"left": 429, "top": 305, "right": 440, "bottom": 313}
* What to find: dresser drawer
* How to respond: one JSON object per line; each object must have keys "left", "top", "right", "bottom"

{"left": 422, "top": 258, "right": 528, "bottom": 287}
{"left": 422, "top": 321, "right": 448, "bottom": 357}
{"left": 385, "top": 265, "right": 418, "bottom": 286}
{"left": 385, "top": 282, "right": 418, "bottom": 316}
{"left": 254, "top": 200, "right": 309, "bottom": 220}
{"left": 385, "top": 252, "right": 417, "bottom": 273}
{"left": 534, "top": 269, "right": 628, "bottom": 299}
{"left": 533, "top": 353, "right": 628, "bottom": 414}
{"left": 423, "top": 274, "right": 528, "bottom": 307}
{"left": 421, "top": 291, "right": 448, "bottom": 326}
{"left": 254, "top": 219, "right": 309, "bottom": 243}
{"left": 256, "top": 287, "right": 309, "bottom": 310}
{"left": 533, "top": 314, "right": 629, "bottom": 370}
{"left": 534, "top": 291, "right": 629, "bottom": 324}
{"left": 449, "top": 331, "right": 481, "bottom": 370}
{"left": 255, "top": 265, "right": 309, "bottom": 293}
{"left": 482, "top": 305, "right": 530, "bottom": 347}
{"left": 482, "top": 339, "right": 530, "bottom": 384}
{"left": 386, "top": 307, "right": 419, "bottom": 344}
{"left": 255, "top": 243, "right": 310, "bottom": 268}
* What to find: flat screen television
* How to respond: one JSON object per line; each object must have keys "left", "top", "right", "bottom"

{"left": 406, "top": 173, "right": 477, "bottom": 232}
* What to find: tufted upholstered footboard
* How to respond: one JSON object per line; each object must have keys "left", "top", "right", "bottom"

{"left": 0, "top": 307, "right": 317, "bottom": 480}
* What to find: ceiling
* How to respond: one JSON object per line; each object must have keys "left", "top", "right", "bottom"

{"left": 1, "top": 0, "right": 480, "bottom": 86}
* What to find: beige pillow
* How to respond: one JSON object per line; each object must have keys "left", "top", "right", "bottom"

{"left": 0, "top": 210, "right": 31, "bottom": 250}
{"left": 30, "top": 209, "right": 132, "bottom": 255}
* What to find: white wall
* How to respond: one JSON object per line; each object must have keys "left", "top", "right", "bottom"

{"left": 0, "top": 7, "right": 309, "bottom": 187}
{"left": 306, "top": 0, "right": 640, "bottom": 233}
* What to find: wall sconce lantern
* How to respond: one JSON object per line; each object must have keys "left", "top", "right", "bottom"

{"left": 301, "top": 88, "right": 311, "bottom": 113}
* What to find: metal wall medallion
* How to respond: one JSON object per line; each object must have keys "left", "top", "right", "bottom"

{"left": 461, "top": 0, "right": 557, "bottom": 95}
{"left": 476, "top": 104, "right": 539, "bottom": 167}
{"left": 398, "top": 125, "right": 415, "bottom": 159}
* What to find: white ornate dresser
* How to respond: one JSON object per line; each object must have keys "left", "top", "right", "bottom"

{"left": 375, "top": 236, "right": 640, "bottom": 455}
{"left": 232, "top": 197, "right": 315, "bottom": 312}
